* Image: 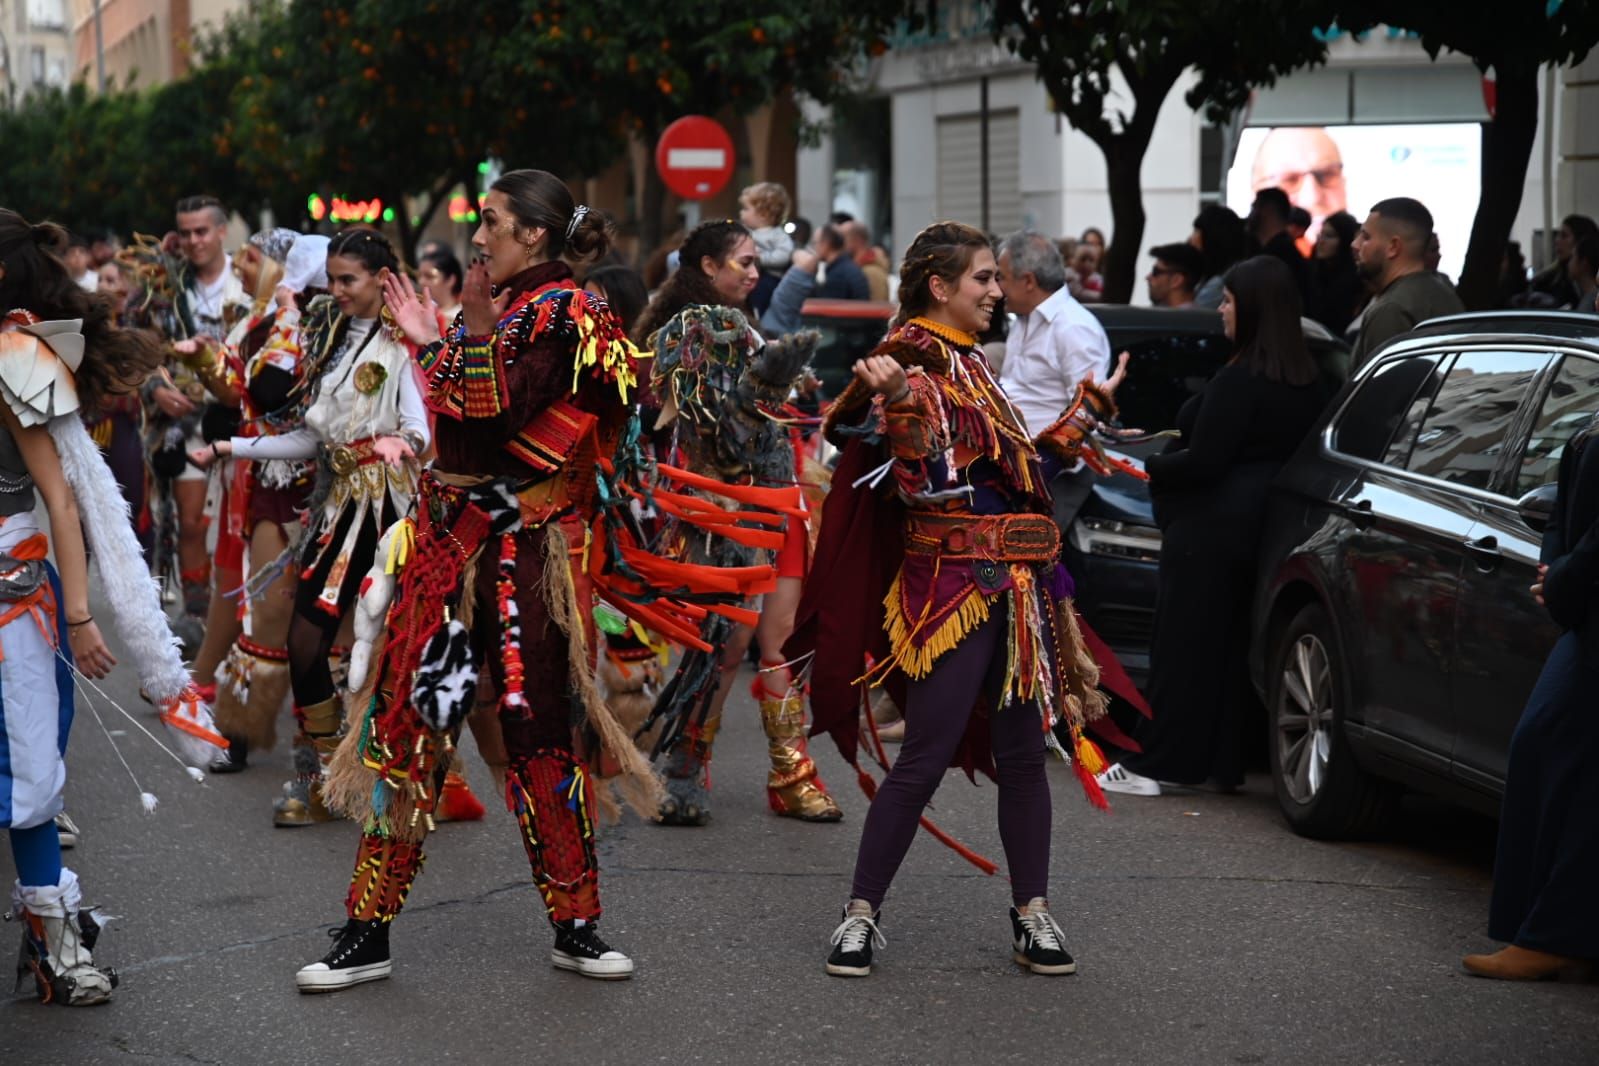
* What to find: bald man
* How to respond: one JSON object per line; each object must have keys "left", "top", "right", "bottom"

{"left": 1251, "top": 127, "right": 1347, "bottom": 240}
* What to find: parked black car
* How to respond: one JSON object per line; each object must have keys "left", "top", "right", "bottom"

{"left": 1065, "top": 306, "right": 1348, "bottom": 684}
{"left": 1249, "top": 311, "right": 1599, "bottom": 839}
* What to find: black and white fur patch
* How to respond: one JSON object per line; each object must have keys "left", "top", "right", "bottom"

{"left": 412, "top": 619, "right": 477, "bottom": 732}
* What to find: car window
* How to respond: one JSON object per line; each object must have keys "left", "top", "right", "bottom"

{"left": 1111, "top": 332, "right": 1233, "bottom": 434}
{"left": 1405, "top": 350, "right": 1551, "bottom": 492}
{"left": 1515, "top": 354, "right": 1599, "bottom": 496}
{"left": 1330, "top": 352, "right": 1444, "bottom": 463}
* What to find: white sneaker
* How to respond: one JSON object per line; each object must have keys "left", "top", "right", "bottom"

{"left": 1096, "top": 763, "right": 1161, "bottom": 796}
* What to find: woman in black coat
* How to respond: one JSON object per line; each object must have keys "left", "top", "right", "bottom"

{"left": 1097, "top": 256, "right": 1329, "bottom": 796}
{"left": 1463, "top": 416, "right": 1599, "bottom": 980}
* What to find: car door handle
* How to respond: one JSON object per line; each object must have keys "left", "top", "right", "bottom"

{"left": 1463, "top": 534, "right": 1502, "bottom": 570}
{"left": 1335, "top": 498, "right": 1374, "bottom": 529}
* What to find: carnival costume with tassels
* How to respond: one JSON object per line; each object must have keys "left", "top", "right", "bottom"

{"left": 0, "top": 312, "right": 219, "bottom": 1006}
{"left": 320, "top": 261, "right": 665, "bottom": 930}
{"left": 788, "top": 317, "right": 1141, "bottom": 883}
{"left": 638, "top": 305, "right": 841, "bottom": 823}
{"left": 117, "top": 236, "right": 249, "bottom": 640}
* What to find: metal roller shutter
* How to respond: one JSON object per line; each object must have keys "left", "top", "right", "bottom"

{"left": 936, "top": 110, "right": 1022, "bottom": 234}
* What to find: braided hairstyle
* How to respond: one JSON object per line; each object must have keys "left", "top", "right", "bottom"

{"left": 633, "top": 219, "right": 752, "bottom": 344}
{"left": 0, "top": 209, "right": 165, "bottom": 414}
{"left": 326, "top": 227, "right": 400, "bottom": 276}
{"left": 893, "top": 221, "right": 992, "bottom": 327}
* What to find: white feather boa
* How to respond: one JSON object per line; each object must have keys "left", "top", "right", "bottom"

{"left": 47, "top": 414, "right": 222, "bottom": 763}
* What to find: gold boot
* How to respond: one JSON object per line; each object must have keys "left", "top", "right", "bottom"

{"left": 274, "top": 699, "right": 342, "bottom": 828}
{"left": 761, "top": 693, "right": 842, "bottom": 822}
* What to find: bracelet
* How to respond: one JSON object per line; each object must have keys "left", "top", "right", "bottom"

{"left": 886, "top": 386, "right": 912, "bottom": 405}
{"left": 67, "top": 615, "right": 93, "bottom": 627}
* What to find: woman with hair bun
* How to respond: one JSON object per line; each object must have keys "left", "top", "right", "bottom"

{"left": 0, "top": 210, "right": 187, "bottom": 1005}
{"left": 790, "top": 220, "right": 1130, "bottom": 978}
{"left": 191, "top": 227, "right": 431, "bottom": 827}
{"left": 296, "top": 168, "right": 655, "bottom": 991}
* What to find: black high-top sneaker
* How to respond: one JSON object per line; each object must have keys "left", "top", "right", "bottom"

{"left": 209, "top": 736, "right": 248, "bottom": 774}
{"left": 551, "top": 921, "right": 634, "bottom": 980}
{"left": 295, "top": 919, "right": 391, "bottom": 993}
{"left": 826, "top": 902, "right": 884, "bottom": 977}
{"left": 1010, "top": 898, "right": 1076, "bottom": 975}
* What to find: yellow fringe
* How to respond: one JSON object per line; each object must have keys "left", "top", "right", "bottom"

{"left": 569, "top": 295, "right": 640, "bottom": 402}
{"left": 876, "top": 572, "right": 994, "bottom": 681}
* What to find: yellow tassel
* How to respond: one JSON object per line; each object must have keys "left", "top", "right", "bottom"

{"left": 1075, "top": 732, "right": 1108, "bottom": 775}
{"left": 384, "top": 518, "right": 416, "bottom": 575}
{"left": 870, "top": 574, "right": 994, "bottom": 682}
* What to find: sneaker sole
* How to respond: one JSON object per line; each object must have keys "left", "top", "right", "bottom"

{"left": 1098, "top": 780, "right": 1161, "bottom": 796}
{"left": 551, "top": 952, "right": 633, "bottom": 980}
{"left": 825, "top": 962, "right": 872, "bottom": 977}
{"left": 295, "top": 960, "right": 392, "bottom": 992}
{"left": 1013, "top": 951, "right": 1077, "bottom": 975}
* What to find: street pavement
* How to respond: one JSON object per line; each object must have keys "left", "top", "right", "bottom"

{"left": 4, "top": 598, "right": 1599, "bottom": 1065}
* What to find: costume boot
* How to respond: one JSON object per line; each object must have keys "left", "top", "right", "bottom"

{"left": 10, "top": 870, "right": 117, "bottom": 1006}
{"left": 211, "top": 638, "right": 292, "bottom": 773}
{"left": 172, "top": 565, "right": 210, "bottom": 651}
{"left": 656, "top": 714, "right": 720, "bottom": 827}
{"left": 761, "top": 691, "right": 842, "bottom": 822}
{"left": 274, "top": 698, "right": 341, "bottom": 828}
{"left": 434, "top": 771, "right": 486, "bottom": 823}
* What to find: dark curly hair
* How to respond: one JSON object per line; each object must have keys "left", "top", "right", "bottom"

{"left": 632, "top": 220, "right": 752, "bottom": 343}
{"left": 0, "top": 209, "right": 164, "bottom": 414}
{"left": 893, "top": 220, "right": 991, "bottom": 327}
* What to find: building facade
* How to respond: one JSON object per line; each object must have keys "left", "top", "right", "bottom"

{"left": 2, "top": 0, "right": 73, "bottom": 104}
{"left": 800, "top": 6, "right": 1587, "bottom": 298}
{"left": 69, "top": 0, "right": 242, "bottom": 89}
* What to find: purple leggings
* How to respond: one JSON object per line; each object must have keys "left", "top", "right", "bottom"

{"left": 850, "top": 603, "right": 1052, "bottom": 909}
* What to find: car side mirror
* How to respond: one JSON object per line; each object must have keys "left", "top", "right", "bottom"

{"left": 1516, "top": 483, "right": 1558, "bottom": 533}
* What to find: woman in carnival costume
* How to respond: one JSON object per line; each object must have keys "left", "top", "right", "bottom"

{"left": 295, "top": 170, "right": 681, "bottom": 991}
{"left": 0, "top": 211, "right": 214, "bottom": 1005}
{"left": 197, "top": 232, "right": 330, "bottom": 778}
{"left": 630, "top": 220, "right": 842, "bottom": 826}
{"left": 191, "top": 229, "right": 429, "bottom": 826}
{"left": 788, "top": 221, "right": 1134, "bottom": 978}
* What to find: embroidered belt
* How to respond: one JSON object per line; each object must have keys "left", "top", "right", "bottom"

{"left": 328, "top": 437, "right": 380, "bottom": 476}
{"left": 903, "top": 511, "right": 1060, "bottom": 562}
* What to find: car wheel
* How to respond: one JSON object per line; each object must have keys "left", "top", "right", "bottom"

{"left": 1268, "top": 602, "right": 1396, "bottom": 839}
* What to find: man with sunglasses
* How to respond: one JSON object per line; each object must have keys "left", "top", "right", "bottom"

{"left": 1146, "top": 243, "right": 1203, "bottom": 308}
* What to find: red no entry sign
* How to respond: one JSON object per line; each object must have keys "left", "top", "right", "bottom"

{"left": 655, "top": 116, "right": 735, "bottom": 201}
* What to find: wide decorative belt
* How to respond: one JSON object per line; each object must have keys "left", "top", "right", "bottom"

{"left": 903, "top": 511, "right": 1060, "bottom": 562}
{"left": 328, "top": 436, "right": 381, "bottom": 476}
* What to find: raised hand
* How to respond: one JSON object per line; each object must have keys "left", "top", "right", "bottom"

{"left": 381, "top": 271, "right": 441, "bottom": 346}
{"left": 852, "top": 354, "right": 908, "bottom": 402}
{"left": 460, "top": 259, "right": 508, "bottom": 337}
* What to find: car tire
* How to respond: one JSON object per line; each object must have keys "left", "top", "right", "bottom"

{"left": 1267, "top": 602, "right": 1396, "bottom": 839}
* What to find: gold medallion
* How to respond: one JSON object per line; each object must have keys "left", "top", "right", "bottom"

{"left": 354, "top": 361, "right": 388, "bottom": 395}
{"left": 329, "top": 446, "right": 358, "bottom": 476}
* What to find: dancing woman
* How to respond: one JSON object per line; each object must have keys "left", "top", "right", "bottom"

{"left": 790, "top": 222, "right": 1126, "bottom": 978}
{"left": 633, "top": 220, "right": 841, "bottom": 825}
{"left": 191, "top": 229, "right": 427, "bottom": 825}
{"left": 296, "top": 170, "right": 652, "bottom": 991}
{"left": 0, "top": 212, "right": 169, "bottom": 1005}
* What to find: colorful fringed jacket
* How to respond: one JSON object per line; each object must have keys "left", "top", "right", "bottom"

{"left": 795, "top": 317, "right": 1112, "bottom": 787}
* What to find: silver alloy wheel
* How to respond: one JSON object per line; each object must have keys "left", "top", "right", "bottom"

{"left": 1277, "top": 633, "right": 1334, "bottom": 804}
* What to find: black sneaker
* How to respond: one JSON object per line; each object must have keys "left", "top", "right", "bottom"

{"left": 551, "top": 922, "right": 633, "bottom": 980}
{"left": 295, "top": 919, "right": 391, "bottom": 993}
{"left": 209, "top": 737, "right": 248, "bottom": 775}
{"left": 1010, "top": 898, "right": 1076, "bottom": 975}
{"left": 826, "top": 904, "right": 884, "bottom": 977}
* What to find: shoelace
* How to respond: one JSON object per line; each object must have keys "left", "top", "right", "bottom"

{"left": 1021, "top": 908, "right": 1066, "bottom": 952}
{"left": 830, "top": 912, "right": 886, "bottom": 955}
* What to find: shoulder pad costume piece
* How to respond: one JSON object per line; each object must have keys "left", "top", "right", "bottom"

{"left": 0, "top": 316, "right": 84, "bottom": 425}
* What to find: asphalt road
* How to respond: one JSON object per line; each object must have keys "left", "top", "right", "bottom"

{"left": 4, "top": 601, "right": 1598, "bottom": 1065}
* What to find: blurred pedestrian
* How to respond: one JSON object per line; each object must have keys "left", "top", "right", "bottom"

{"left": 1070, "top": 242, "right": 1103, "bottom": 302}
{"left": 417, "top": 247, "right": 463, "bottom": 325}
{"left": 842, "top": 220, "right": 890, "bottom": 302}
{"left": 1247, "top": 188, "right": 1311, "bottom": 305}
{"left": 1080, "top": 226, "right": 1106, "bottom": 256}
{"left": 1098, "top": 256, "right": 1329, "bottom": 797}
{"left": 1307, "top": 210, "right": 1362, "bottom": 336}
{"left": 1190, "top": 204, "right": 1248, "bottom": 310}
{"left": 1499, "top": 241, "right": 1530, "bottom": 308}
{"left": 62, "top": 234, "right": 98, "bottom": 293}
{"left": 583, "top": 263, "right": 649, "bottom": 337}
{"left": 813, "top": 223, "right": 870, "bottom": 301}
{"left": 738, "top": 181, "right": 794, "bottom": 315}
{"left": 1288, "top": 206, "right": 1312, "bottom": 256}
{"left": 1348, "top": 198, "right": 1465, "bottom": 370}
{"left": 1463, "top": 410, "right": 1599, "bottom": 981}
{"left": 1146, "top": 242, "right": 1203, "bottom": 308}
{"left": 1528, "top": 215, "right": 1599, "bottom": 308}
{"left": 88, "top": 229, "right": 120, "bottom": 269}
{"left": 996, "top": 230, "right": 1112, "bottom": 533}
{"left": 1565, "top": 235, "right": 1597, "bottom": 312}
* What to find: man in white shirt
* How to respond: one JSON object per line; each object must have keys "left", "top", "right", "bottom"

{"left": 996, "top": 230, "right": 1112, "bottom": 526}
